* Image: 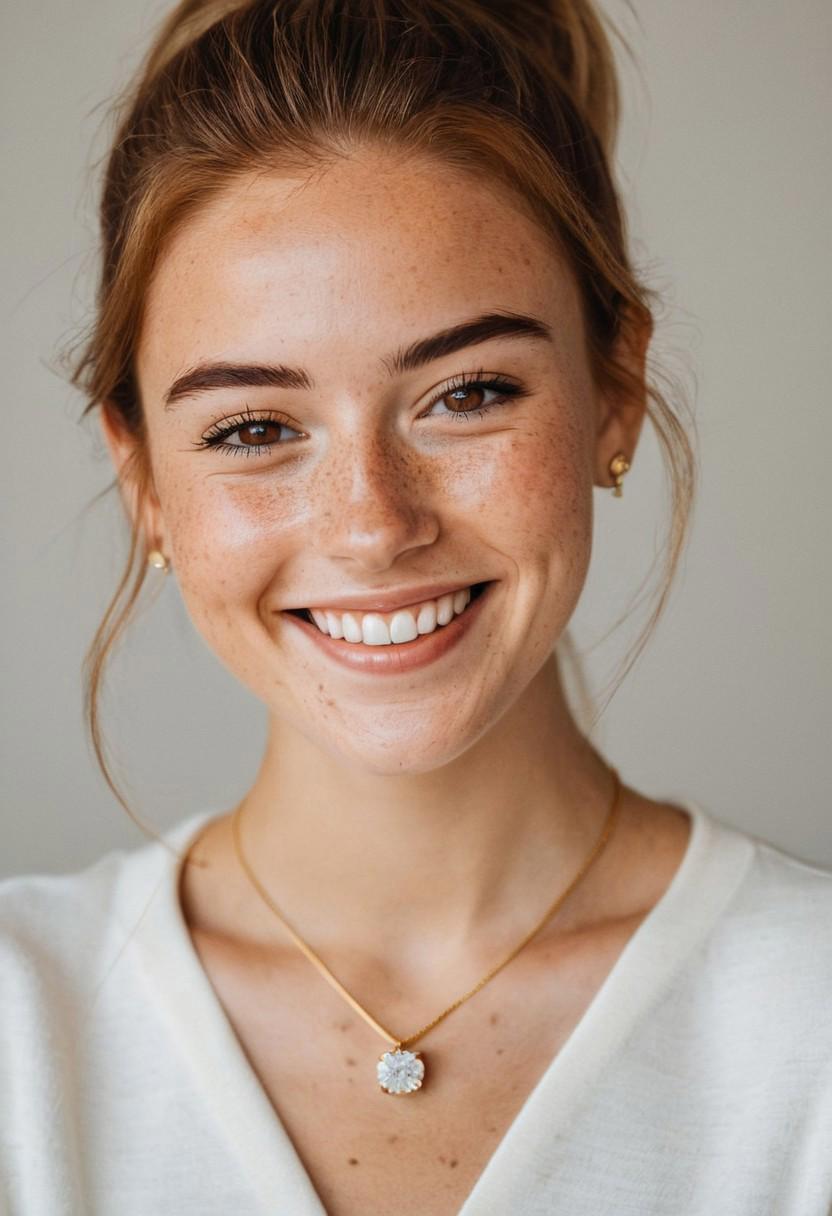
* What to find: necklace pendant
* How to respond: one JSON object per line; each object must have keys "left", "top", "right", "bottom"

{"left": 377, "top": 1047, "right": 425, "bottom": 1094}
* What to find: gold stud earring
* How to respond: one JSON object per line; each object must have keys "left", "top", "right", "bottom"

{"left": 608, "top": 452, "right": 630, "bottom": 497}
{"left": 147, "top": 548, "right": 170, "bottom": 572}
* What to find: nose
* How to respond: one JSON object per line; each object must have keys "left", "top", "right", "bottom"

{"left": 312, "top": 429, "right": 439, "bottom": 572}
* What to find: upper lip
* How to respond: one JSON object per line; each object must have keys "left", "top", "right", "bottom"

{"left": 284, "top": 581, "right": 485, "bottom": 614}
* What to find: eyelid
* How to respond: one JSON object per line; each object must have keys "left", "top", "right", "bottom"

{"left": 432, "top": 367, "right": 521, "bottom": 393}
{"left": 201, "top": 405, "right": 299, "bottom": 436}
{"left": 194, "top": 406, "right": 304, "bottom": 451}
{"left": 419, "top": 369, "right": 525, "bottom": 413}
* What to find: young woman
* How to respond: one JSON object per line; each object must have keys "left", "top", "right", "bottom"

{"left": 2, "top": 2, "right": 830, "bottom": 1213}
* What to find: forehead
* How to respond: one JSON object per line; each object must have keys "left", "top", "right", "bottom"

{"left": 138, "top": 149, "right": 581, "bottom": 392}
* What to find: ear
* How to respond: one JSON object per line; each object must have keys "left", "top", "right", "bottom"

{"left": 593, "top": 309, "right": 653, "bottom": 489}
{"left": 99, "top": 402, "right": 169, "bottom": 558}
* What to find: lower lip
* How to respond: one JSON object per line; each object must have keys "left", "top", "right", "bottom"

{"left": 281, "top": 583, "right": 493, "bottom": 675}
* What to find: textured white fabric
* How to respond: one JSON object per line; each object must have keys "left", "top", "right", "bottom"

{"left": 2, "top": 802, "right": 832, "bottom": 1215}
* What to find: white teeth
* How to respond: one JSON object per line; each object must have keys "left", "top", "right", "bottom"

{"left": 325, "top": 611, "right": 344, "bottom": 639}
{"left": 390, "top": 611, "right": 419, "bottom": 644}
{"left": 361, "top": 614, "right": 391, "bottom": 645}
{"left": 342, "top": 613, "right": 363, "bottom": 643}
{"left": 305, "top": 584, "right": 478, "bottom": 645}
{"left": 436, "top": 593, "right": 455, "bottom": 626}
{"left": 416, "top": 600, "right": 437, "bottom": 634}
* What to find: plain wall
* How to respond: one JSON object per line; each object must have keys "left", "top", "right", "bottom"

{"left": 1, "top": 1, "right": 830, "bottom": 877}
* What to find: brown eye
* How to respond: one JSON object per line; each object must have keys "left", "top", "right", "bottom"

{"left": 237, "top": 420, "right": 284, "bottom": 445}
{"left": 197, "top": 411, "right": 302, "bottom": 456}
{"left": 422, "top": 375, "right": 526, "bottom": 423}
{"left": 443, "top": 385, "right": 487, "bottom": 412}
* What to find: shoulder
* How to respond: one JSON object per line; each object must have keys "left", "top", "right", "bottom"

{"left": 0, "top": 846, "right": 130, "bottom": 928}
{"left": 621, "top": 793, "right": 832, "bottom": 973}
{"left": 684, "top": 808, "right": 832, "bottom": 1053}
{"left": 716, "top": 819, "right": 832, "bottom": 947}
{"left": 0, "top": 811, "right": 214, "bottom": 1016}
{"left": 0, "top": 847, "right": 144, "bottom": 1118}
{"left": 0, "top": 845, "right": 145, "bottom": 1020}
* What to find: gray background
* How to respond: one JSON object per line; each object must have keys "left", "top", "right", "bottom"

{"left": 2, "top": 1, "right": 830, "bottom": 877}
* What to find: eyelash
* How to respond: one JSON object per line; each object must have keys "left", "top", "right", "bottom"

{"left": 193, "top": 370, "right": 530, "bottom": 459}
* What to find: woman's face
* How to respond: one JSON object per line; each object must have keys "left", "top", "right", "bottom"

{"left": 112, "top": 148, "right": 641, "bottom": 774}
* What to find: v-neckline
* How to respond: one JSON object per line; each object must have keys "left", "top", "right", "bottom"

{"left": 130, "top": 799, "right": 754, "bottom": 1215}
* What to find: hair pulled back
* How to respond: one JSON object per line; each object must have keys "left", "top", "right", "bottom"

{"left": 69, "top": 0, "right": 696, "bottom": 828}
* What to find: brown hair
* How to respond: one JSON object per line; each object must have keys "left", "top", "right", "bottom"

{"left": 68, "top": 0, "right": 696, "bottom": 837}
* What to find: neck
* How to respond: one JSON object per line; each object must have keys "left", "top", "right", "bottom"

{"left": 232, "top": 655, "right": 618, "bottom": 971}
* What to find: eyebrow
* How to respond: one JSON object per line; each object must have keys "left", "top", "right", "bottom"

{"left": 162, "top": 310, "right": 552, "bottom": 409}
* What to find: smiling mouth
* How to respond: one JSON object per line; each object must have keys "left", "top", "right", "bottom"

{"left": 286, "top": 581, "right": 490, "bottom": 646}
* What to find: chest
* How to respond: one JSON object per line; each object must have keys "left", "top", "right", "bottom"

{"left": 187, "top": 915, "right": 644, "bottom": 1216}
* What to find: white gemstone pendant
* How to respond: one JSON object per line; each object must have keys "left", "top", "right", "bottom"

{"left": 377, "top": 1047, "right": 425, "bottom": 1094}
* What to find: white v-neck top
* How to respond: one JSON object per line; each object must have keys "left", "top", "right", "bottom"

{"left": 2, "top": 801, "right": 832, "bottom": 1215}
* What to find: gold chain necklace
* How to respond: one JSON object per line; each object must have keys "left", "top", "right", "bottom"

{"left": 231, "top": 766, "right": 622, "bottom": 1095}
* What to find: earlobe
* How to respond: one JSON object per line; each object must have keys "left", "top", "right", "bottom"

{"left": 593, "top": 308, "right": 652, "bottom": 490}
{"left": 593, "top": 395, "right": 642, "bottom": 491}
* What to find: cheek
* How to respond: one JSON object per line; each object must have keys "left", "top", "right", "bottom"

{"left": 459, "top": 407, "right": 593, "bottom": 578}
{"left": 159, "top": 473, "right": 304, "bottom": 623}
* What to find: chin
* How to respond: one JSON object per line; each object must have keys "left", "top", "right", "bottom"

{"left": 317, "top": 715, "right": 489, "bottom": 778}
